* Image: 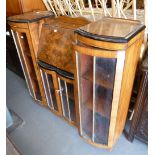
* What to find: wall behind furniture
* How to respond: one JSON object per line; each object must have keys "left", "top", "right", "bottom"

{"left": 6, "top": 0, "right": 46, "bottom": 17}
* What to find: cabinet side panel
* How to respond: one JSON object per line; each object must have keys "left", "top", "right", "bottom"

{"left": 28, "top": 21, "right": 44, "bottom": 57}
{"left": 114, "top": 35, "right": 143, "bottom": 143}
{"left": 26, "top": 25, "right": 47, "bottom": 105}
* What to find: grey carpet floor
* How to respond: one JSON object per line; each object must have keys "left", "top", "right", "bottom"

{"left": 6, "top": 69, "right": 148, "bottom": 155}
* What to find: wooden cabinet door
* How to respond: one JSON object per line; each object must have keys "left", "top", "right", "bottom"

{"left": 57, "top": 75, "right": 76, "bottom": 126}
{"left": 74, "top": 45, "right": 125, "bottom": 147}
{"left": 38, "top": 60, "right": 76, "bottom": 124}
{"left": 40, "top": 69, "right": 62, "bottom": 116}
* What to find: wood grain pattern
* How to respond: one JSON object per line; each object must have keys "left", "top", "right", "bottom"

{"left": 108, "top": 51, "right": 125, "bottom": 149}
{"left": 8, "top": 22, "right": 28, "bottom": 29}
{"left": 76, "top": 34, "right": 127, "bottom": 50}
{"left": 25, "top": 28, "right": 47, "bottom": 104}
{"left": 74, "top": 44, "right": 118, "bottom": 58}
{"left": 76, "top": 17, "right": 145, "bottom": 43}
{"left": 114, "top": 35, "right": 143, "bottom": 143}
{"left": 38, "top": 16, "right": 90, "bottom": 74}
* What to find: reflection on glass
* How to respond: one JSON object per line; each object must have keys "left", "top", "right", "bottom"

{"left": 12, "top": 31, "right": 42, "bottom": 101}
{"left": 67, "top": 83, "right": 76, "bottom": 122}
{"left": 41, "top": 70, "right": 58, "bottom": 111}
{"left": 94, "top": 57, "right": 116, "bottom": 144}
{"left": 79, "top": 54, "right": 93, "bottom": 140}
{"left": 59, "top": 79, "right": 76, "bottom": 122}
{"left": 77, "top": 52, "right": 116, "bottom": 145}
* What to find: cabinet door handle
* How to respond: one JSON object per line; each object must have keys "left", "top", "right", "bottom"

{"left": 55, "top": 88, "right": 63, "bottom": 93}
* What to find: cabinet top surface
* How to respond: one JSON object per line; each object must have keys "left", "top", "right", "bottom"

{"left": 7, "top": 11, "right": 54, "bottom": 23}
{"left": 75, "top": 17, "right": 145, "bottom": 43}
{"left": 44, "top": 15, "right": 90, "bottom": 29}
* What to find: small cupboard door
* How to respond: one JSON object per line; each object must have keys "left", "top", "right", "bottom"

{"left": 40, "top": 67, "right": 76, "bottom": 124}
{"left": 75, "top": 45, "right": 125, "bottom": 146}
{"left": 57, "top": 75, "right": 76, "bottom": 125}
{"left": 40, "top": 69, "right": 62, "bottom": 115}
{"left": 11, "top": 29, "right": 42, "bottom": 101}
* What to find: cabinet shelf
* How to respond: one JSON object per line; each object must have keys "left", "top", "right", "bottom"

{"left": 81, "top": 67, "right": 114, "bottom": 90}
{"left": 94, "top": 112, "right": 110, "bottom": 144}
{"left": 81, "top": 77, "right": 112, "bottom": 119}
{"left": 82, "top": 108, "right": 110, "bottom": 144}
{"left": 84, "top": 95, "right": 111, "bottom": 119}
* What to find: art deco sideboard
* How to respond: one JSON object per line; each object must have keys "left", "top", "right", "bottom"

{"left": 73, "top": 18, "right": 145, "bottom": 149}
{"left": 7, "top": 11, "right": 54, "bottom": 104}
{"left": 7, "top": 11, "right": 145, "bottom": 150}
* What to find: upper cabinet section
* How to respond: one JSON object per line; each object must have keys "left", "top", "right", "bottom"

{"left": 7, "top": 11, "right": 54, "bottom": 23}
{"left": 75, "top": 17, "right": 145, "bottom": 43}
{"left": 37, "top": 16, "right": 90, "bottom": 74}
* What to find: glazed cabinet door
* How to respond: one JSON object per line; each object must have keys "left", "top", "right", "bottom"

{"left": 57, "top": 75, "right": 76, "bottom": 125}
{"left": 40, "top": 69, "right": 62, "bottom": 115}
{"left": 75, "top": 45, "right": 125, "bottom": 147}
{"left": 11, "top": 30, "right": 42, "bottom": 101}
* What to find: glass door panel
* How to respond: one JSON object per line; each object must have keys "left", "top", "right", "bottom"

{"left": 58, "top": 78, "right": 76, "bottom": 123}
{"left": 76, "top": 52, "right": 117, "bottom": 144}
{"left": 67, "top": 83, "right": 76, "bottom": 122}
{"left": 12, "top": 31, "right": 42, "bottom": 101}
{"left": 94, "top": 57, "right": 116, "bottom": 144}
{"left": 40, "top": 70, "right": 58, "bottom": 111}
{"left": 78, "top": 53, "right": 93, "bottom": 140}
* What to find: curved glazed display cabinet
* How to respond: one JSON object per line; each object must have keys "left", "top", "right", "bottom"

{"left": 7, "top": 11, "right": 54, "bottom": 105}
{"left": 73, "top": 17, "right": 145, "bottom": 149}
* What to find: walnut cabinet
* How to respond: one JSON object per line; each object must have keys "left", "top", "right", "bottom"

{"left": 7, "top": 11, "right": 54, "bottom": 104}
{"left": 39, "top": 63, "right": 76, "bottom": 125}
{"left": 7, "top": 12, "right": 145, "bottom": 150}
{"left": 73, "top": 18, "right": 145, "bottom": 149}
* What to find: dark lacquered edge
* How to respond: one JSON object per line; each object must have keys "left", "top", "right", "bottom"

{"left": 7, "top": 11, "right": 55, "bottom": 23}
{"left": 75, "top": 25, "right": 145, "bottom": 43}
{"left": 38, "top": 60, "right": 74, "bottom": 80}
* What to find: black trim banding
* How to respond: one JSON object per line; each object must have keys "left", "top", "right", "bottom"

{"left": 38, "top": 60, "right": 74, "bottom": 80}
{"left": 7, "top": 11, "right": 55, "bottom": 23}
{"left": 75, "top": 25, "right": 145, "bottom": 43}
